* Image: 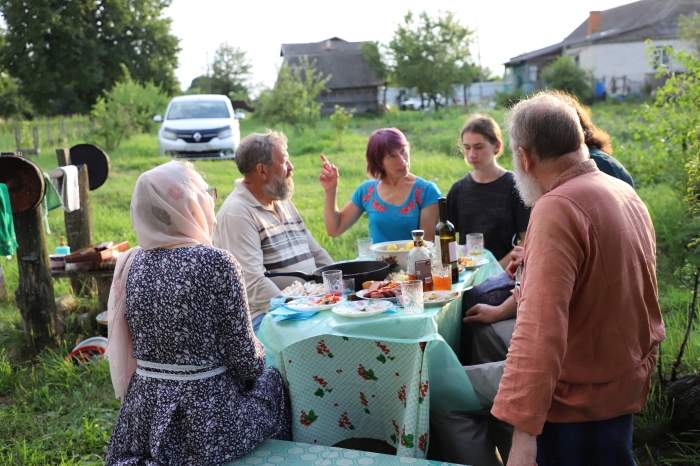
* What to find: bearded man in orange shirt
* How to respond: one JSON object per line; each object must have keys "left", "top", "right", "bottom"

{"left": 491, "top": 92, "right": 665, "bottom": 466}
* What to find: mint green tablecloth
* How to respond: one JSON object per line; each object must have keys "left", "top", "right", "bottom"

{"left": 226, "top": 439, "right": 466, "bottom": 465}
{"left": 257, "top": 251, "right": 502, "bottom": 458}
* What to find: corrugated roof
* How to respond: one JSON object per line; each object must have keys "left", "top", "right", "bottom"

{"left": 280, "top": 38, "right": 384, "bottom": 89}
{"left": 505, "top": 0, "right": 700, "bottom": 66}
{"left": 564, "top": 0, "right": 683, "bottom": 42}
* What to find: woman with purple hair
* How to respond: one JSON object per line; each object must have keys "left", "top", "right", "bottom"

{"left": 318, "top": 127, "right": 441, "bottom": 243}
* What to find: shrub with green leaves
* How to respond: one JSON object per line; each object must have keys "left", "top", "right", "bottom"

{"left": 540, "top": 55, "right": 593, "bottom": 103}
{"left": 329, "top": 105, "right": 354, "bottom": 149}
{"left": 494, "top": 88, "right": 525, "bottom": 109}
{"left": 628, "top": 47, "right": 700, "bottom": 188}
{"left": 88, "top": 66, "right": 170, "bottom": 150}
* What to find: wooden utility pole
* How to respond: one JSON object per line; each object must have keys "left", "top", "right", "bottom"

{"left": 56, "top": 148, "right": 95, "bottom": 296}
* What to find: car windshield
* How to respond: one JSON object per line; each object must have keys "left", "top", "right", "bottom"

{"left": 166, "top": 101, "right": 230, "bottom": 120}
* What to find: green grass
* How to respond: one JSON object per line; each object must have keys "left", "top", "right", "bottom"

{"left": 0, "top": 104, "right": 699, "bottom": 463}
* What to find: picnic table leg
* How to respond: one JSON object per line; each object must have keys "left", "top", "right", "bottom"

{"left": 95, "top": 276, "right": 112, "bottom": 315}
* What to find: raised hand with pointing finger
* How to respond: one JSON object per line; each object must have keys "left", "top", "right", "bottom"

{"left": 317, "top": 128, "right": 442, "bottom": 242}
{"left": 318, "top": 154, "right": 339, "bottom": 192}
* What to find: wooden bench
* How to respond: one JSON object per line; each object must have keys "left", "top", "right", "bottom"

{"left": 226, "top": 439, "right": 467, "bottom": 466}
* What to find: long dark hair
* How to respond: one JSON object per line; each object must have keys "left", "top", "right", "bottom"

{"left": 549, "top": 90, "right": 613, "bottom": 154}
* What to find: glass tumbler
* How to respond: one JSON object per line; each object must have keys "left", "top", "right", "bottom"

{"left": 401, "top": 280, "right": 424, "bottom": 315}
{"left": 322, "top": 270, "right": 344, "bottom": 297}
{"left": 466, "top": 233, "right": 484, "bottom": 257}
{"left": 357, "top": 237, "right": 374, "bottom": 261}
{"left": 432, "top": 264, "right": 452, "bottom": 291}
{"left": 343, "top": 278, "right": 355, "bottom": 295}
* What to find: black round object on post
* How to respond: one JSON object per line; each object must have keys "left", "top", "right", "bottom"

{"left": 68, "top": 144, "right": 111, "bottom": 190}
{"left": 0, "top": 154, "right": 46, "bottom": 213}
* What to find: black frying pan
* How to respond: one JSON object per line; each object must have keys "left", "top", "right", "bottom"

{"left": 264, "top": 261, "right": 391, "bottom": 292}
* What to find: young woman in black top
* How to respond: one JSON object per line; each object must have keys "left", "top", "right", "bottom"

{"left": 446, "top": 114, "right": 529, "bottom": 268}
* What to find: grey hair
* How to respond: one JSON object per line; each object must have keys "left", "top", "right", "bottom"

{"left": 235, "top": 130, "right": 288, "bottom": 175}
{"left": 504, "top": 92, "right": 584, "bottom": 161}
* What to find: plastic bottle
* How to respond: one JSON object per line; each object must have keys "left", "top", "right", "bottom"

{"left": 407, "top": 230, "right": 433, "bottom": 291}
{"left": 56, "top": 236, "right": 70, "bottom": 255}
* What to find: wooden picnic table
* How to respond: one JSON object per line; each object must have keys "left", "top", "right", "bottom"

{"left": 51, "top": 268, "right": 114, "bottom": 315}
{"left": 256, "top": 251, "right": 504, "bottom": 459}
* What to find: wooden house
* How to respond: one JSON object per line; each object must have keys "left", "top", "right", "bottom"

{"left": 280, "top": 37, "right": 384, "bottom": 114}
{"left": 504, "top": 0, "right": 700, "bottom": 96}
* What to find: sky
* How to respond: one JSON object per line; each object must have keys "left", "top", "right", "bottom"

{"left": 166, "top": 0, "right": 634, "bottom": 93}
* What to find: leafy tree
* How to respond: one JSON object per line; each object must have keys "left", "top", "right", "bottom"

{"left": 211, "top": 43, "right": 252, "bottom": 101}
{"left": 88, "top": 66, "right": 169, "bottom": 150}
{"left": 361, "top": 41, "right": 391, "bottom": 105}
{"left": 329, "top": 105, "right": 354, "bottom": 149}
{"left": 679, "top": 13, "right": 700, "bottom": 55}
{"left": 257, "top": 56, "right": 331, "bottom": 131}
{"left": 540, "top": 55, "right": 593, "bottom": 103}
{"left": 0, "top": 73, "right": 33, "bottom": 119}
{"left": 629, "top": 47, "right": 700, "bottom": 187}
{"left": 456, "top": 62, "right": 480, "bottom": 104}
{"left": 185, "top": 75, "right": 211, "bottom": 95}
{"left": 0, "top": 0, "right": 180, "bottom": 115}
{"left": 388, "top": 11, "right": 474, "bottom": 110}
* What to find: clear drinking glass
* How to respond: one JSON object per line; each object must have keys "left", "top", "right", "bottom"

{"left": 357, "top": 237, "right": 374, "bottom": 261}
{"left": 432, "top": 264, "right": 452, "bottom": 291}
{"left": 466, "top": 233, "right": 484, "bottom": 257}
{"left": 401, "top": 280, "right": 424, "bottom": 314}
{"left": 322, "top": 270, "right": 344, "bottom": 297}
{"left": 343, "top": 278, "right": 355, "bottom": 295}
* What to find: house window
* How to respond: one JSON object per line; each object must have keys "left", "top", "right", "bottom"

{"left": 504, "top": 68, "right": 514, "bottom": 85}
{"left": 528, "top": 65, "right": 538, "bottom": 82}
{"left": 653, "top": 46, "right": 672, "bottom": 67}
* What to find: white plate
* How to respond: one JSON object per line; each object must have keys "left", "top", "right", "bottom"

{"left": 459, "top": 257, "right": 490, "bottom": 271}
{"left": 423, "top": 290, "right": 462, "bottom": 306}
{"left": 285, "top": 296, "right": 345, "bottom": 311}
{"left": 356, "top": 288, "right": 398, "bottom": 303}
{"left": 279, "top": 280, "right": 326, "bottom": 298}
{"left": 332, "top": 300, "right": 394, "bottom": 317}
{"left": 280, "top": 292, "right": 325, "bottom": 299}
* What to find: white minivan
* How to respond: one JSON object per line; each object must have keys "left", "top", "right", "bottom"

{"left": 154, "top": 94, "right": 244, "bottom": 160}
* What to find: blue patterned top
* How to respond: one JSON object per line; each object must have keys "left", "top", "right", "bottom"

{"left": 351, "top": 177, "right": 441, "bottom": 243}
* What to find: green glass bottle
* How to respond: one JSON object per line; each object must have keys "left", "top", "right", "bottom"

{"left": 434, "top": 197, "right": 458, "bottom": 283}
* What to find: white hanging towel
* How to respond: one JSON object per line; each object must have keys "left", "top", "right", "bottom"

{"left": 52, "top": 165, "right": 80, "bottom": 212}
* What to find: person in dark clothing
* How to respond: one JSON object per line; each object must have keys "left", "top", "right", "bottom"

{"left": 447, "top": 114, "right": 530, "bottom": 269}
{"left": 554, "top": 90, "right": 634, "bottom": 188}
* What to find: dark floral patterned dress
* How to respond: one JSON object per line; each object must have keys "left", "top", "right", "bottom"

{"left": 106, "top": 245, "right": 291, "bottom": 466}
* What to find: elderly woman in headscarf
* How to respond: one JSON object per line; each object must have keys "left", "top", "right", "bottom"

{"left": 105, "top": 161, "right": 291, "bottom": 466}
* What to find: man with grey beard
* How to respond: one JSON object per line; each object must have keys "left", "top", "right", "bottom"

{"left": 490, "top": 93, "right": 664, "bottom": 465}
{"left": 214, "top": 131, "right": 333, "bottom": 332}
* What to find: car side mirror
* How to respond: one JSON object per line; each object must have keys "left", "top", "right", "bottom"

{"left": 235, "top": 112, "right": 245, "bottom": 120}
{"left": 153, "top": 115, "right": 163, "bottom": 122}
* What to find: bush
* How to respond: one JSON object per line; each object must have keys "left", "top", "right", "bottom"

{"left": 329, "top": 105, "right": 354, "bottom": 149}
{"left": 540, "top": 55, "right": 593, "bottom": 103}
{"left": 494, "top": 89, "right": 525, "bottom": 109}
{"left": 88, "top": 66, "right": 170, "bottom": 150}
{"left": 627, "top": 48, "right": 700, "bottom": 188}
